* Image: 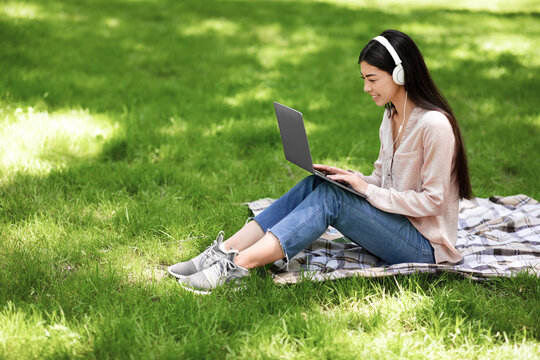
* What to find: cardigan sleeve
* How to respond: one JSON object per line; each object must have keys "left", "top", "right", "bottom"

{"left": 365, "top": 113, "right": 456, "bottom": 217}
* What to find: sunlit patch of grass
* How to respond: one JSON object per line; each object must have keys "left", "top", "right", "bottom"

{"left": 103, "top": 17, "right": 120, "bottom": 29}
{"left": 0, "top": 2, "right": 44, "bottom": 20}
{"left": 0, "top": 107, "right": 118, "bottom": 176}
{"left": 314, "top": 0, "right": 540, "bottom": 12}
{"left": 475, "top": 34, "right": 539, "bottom": 66}
{"left": 223, "top": 85, "right": 273, "bottom": 107}
{"left": 180, "top": 17, "right": 239, "bottom": 37}
{"left": 402, "top": 16, "right": 540, "bottom": 70}
{"left": 158, "top": 117, "right": 190, "bottom": 143}
{"left": 247, "top": 24, "right": 330, "bottom": 70}
{"left": 0, "top": 302, "right": 91, "bottom": 359}
{"left": 528, "top": 114, "right": 540, "bottom": 128}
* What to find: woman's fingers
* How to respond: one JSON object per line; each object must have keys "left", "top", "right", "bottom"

{"left": 314, "top": 164, "right": 348, "bottom": 175}
{"left": 328, "top": 173, "right": 352, "bottom": 184}
{"left": 313, "top": 164, "right": 333, "bottom": 174}
{"left": 328, "top": 166, "right": 348, "bottom": 174}
{"left": 328, "top": 173, "right": 368, "bottom": 194}
{"left": 313, "top": 164, "right": 330, "bottom": 170}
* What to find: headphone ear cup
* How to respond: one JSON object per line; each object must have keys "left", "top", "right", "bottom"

{"left": 393, "top": 64, "right": 405, "bottom": 85}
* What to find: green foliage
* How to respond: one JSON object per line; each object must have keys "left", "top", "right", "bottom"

{"left": 0, "top": 0, "right": 539, "bottom": 358}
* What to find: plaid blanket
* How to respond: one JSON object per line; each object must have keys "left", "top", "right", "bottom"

{"left": 246, "top": 195, "right": 540, "bottom": 283}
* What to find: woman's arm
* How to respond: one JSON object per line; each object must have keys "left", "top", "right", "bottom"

{"left": 365, "top": 114, "right": 455, "bottom": 217}
{"left": 319, "top": 113, "right": 456, "bottom": 217}
{"left": 314, "top": 164, "right": 370, "bottom": 193}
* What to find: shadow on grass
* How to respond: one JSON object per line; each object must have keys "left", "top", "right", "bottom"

{"left": 1, "top": 256, "right": 538, "bottom": 358}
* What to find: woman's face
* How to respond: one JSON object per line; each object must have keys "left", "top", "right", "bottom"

{"left": 360, "top": 61, "right": 400, "bottom": 107}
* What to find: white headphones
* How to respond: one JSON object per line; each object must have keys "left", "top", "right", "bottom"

{"left": 373, "top": 35, "right": 405, "bottom": 85}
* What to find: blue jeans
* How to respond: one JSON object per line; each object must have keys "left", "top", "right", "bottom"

{"left": 254, "top": 175, "right": 435, "bottom": 265}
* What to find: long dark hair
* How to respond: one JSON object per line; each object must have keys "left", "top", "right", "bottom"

{"left": 359, "top": 30, "right": 472, "bottom": 199}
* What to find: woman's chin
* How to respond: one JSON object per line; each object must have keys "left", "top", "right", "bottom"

{"left": 373, "top": 97, "right": 386, "bottom": 106}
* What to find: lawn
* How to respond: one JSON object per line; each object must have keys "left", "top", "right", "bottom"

{"left": 0, "top": 0, "right": 539, "bottom": 358}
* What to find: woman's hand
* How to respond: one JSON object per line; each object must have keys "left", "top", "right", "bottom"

{"left": 313, "top": 164, "right": 369, "bottom": 195}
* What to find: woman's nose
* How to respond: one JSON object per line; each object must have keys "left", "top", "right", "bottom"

{"left": 363, "top": 82, "right": 371, "bottom": 92}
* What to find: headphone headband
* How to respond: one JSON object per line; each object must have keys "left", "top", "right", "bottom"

{"left": 372, "top": 35, "right": 405, "bottom": 85}
{"left": 373, "top": 36, "right": 402, "bottom": 66}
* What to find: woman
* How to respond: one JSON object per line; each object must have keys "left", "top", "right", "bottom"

{"left": 169, "top": 29, "right": 472, "bottom": 295}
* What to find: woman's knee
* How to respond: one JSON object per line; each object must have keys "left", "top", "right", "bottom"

{"left": 311, "top": 182, "right": 346, "bottom": 212}
{"left": 298, "top": 177, "right": 346, "bottom": 206}
{"left": 294, "top": 175, "right": 323, "bottom": 193}
{"left": 300, "top": 174, "right": 319, "bottom": 187}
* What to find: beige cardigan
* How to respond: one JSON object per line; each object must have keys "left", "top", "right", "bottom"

{"left": 361, "top": 107, "right": 462, "bottom": 264}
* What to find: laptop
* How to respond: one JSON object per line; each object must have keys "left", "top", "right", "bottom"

{"left": 273, "top": 101, "right": 365, "bottom": 198}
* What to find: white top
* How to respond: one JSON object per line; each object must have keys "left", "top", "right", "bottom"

{"left": 361, "top": 107, "right": 462, "bottom": 264}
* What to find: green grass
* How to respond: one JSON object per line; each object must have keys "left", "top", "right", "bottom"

{"left": 1, "top": 0, "right": 539, "bottom": 358}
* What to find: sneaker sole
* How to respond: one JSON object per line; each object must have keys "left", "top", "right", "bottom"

{"left": 177, "top": 277, "right": 248, "bottom": 295}
{"left": 178, "top": 279, "right": 212, "bottom": 295}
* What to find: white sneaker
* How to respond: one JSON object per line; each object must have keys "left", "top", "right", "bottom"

{"left": 178, "top": 251, "right": 249, "bottom": 295}
{"left": 167, "top": 231, "right": 234, "bottom": 278}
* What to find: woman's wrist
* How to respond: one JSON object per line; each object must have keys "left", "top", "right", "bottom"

{"left": 359, "top": 181, "right": 369, "bottom": 194}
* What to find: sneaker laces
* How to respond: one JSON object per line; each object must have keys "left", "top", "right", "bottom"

{"left": 205, "top": 252, "right": 238, "bottom": 287}
{"left": 200, "top": 231, "right": 225, "bottom": 267}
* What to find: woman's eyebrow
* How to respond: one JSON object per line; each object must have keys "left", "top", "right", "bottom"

{"left": 360, "top": 72, "right": 377, "bottom": 78}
